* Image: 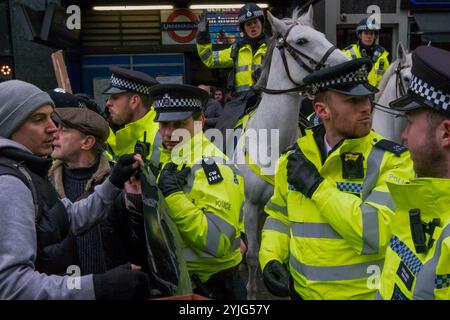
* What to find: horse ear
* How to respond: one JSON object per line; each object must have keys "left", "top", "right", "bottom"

{"left": 267, "top": 11, "right": 287, "bottom": 34}
{"left": 298, "top": 5, "right": 314, "bottom": 26}
{"left": 397, "top": 42, "right": 407, "bottom": 64}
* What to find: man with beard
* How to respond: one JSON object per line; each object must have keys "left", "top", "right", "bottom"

{"left": 196, "top": 3, "right": 268, "bottom": 146}
{"left": 377, "top": 46, "right": 450, "bottom": 300}
{"left": 344, "top": 17, "right": 389, "bottom": 87}
{"left": 259, "top": 59, "right": 414, "bottom": 299}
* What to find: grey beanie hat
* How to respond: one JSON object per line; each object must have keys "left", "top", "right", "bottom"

{"left": 0, "top": 80, "right": 55, "bottom": 137}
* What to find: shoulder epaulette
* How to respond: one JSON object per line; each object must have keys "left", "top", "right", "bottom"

{"left": 374, "top": 139, "right": 408, "bottom": 157}
{"left": 282, "top": 142, "right": 299, "bottom": 154}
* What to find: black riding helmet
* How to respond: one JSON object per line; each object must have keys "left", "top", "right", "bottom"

{"left": 238, "top": 3, "right": 265, "bottom": 31}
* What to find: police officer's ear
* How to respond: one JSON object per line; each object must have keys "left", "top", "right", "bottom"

{"left": 312, "top": 92, "right": 331, "bottom": 121}
{"left": 193, "top": 112, "right": 206, "bottom": 130}
{"left": 439, "top": 118, "right": 450, "bottom": 148}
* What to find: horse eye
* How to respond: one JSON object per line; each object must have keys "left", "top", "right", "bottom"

{"left": 296, "top": 38, "right": 308, "bottom": 45}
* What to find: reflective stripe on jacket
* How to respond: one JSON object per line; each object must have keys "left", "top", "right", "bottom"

{"left": 196, "top": 41, "right": 267, "bottom": 93}
{"left": 105, "top": 107, "right": 161, "bottom": 167}
{"left": 259, "top": 129, "right": 414, "bottom": 299}
{"left": 343, "top": 44, "right": 389, "bottom": 87}
{"left": 158, "top": 132, "right": 245, "bottom": 283}
{"left": 378, "top": 178, "right": 450, "bottom": 300}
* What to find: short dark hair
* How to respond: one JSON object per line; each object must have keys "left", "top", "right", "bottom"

{"left": 313, "top": 91, "right": 330, "bottom": 105}
{"left": 125, "top": 92, "right": 150, "bottom": 108}
{"left": 192, "top": 111, "right": 203, "bottom": 120}
{"left": 426, "top": 109, "right": 450, "bottom": 128}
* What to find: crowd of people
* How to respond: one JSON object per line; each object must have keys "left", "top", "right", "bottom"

{"left": 0, "top": 2, "right": 449, "bottom": 301}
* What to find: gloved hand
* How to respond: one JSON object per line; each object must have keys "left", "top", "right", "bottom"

{"left": 286, "top": 149, "right": 324, "bottom": 198}
{"left": 158, "top": 162, "right": 191, "bottom": 197}
{"left": 110, "top": 154, "right": 139, "bottom": 188}
{"left": 262, "top": 260, "right": 290, "bottom": 297}
{"left": 93, "top": 263, "right": 151, "bottom": 300}
{"left": 196, "top": 11, "right": 210, "bottom": 44}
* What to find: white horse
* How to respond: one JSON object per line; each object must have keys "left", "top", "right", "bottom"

{"left": 372, "top": 42, "right": 412, "bottom": 143}
{"left": 233, "top": 7, "right": 349, "bottom": 299}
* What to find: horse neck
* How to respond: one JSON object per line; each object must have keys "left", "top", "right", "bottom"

{"left": 376, "top": 71, "right": 400, "bottom": 106}
{"left": 246, "top": 55, "right": 303, "bottom": 152}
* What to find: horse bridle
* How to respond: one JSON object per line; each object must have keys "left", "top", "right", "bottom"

{"left": 255, "top": 23, "right": 337, "bottom": 94}
{"left": 395, "top": 63, "right": 408, "bottom": 98}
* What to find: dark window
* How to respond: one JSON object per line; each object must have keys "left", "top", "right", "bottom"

{"left": 340, "top": 0, "right": 396, "bottom": 14}
{"left": 0, "top": 2, "right": 11, "bottom": 55}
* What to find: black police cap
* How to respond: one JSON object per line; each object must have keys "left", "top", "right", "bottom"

{"left": 303, "top": 58, "right": 379, "bottom": 96}
{"left": 150, "top": 84, "right": 208, "bottom": 122}
{"left": 102, "top": 66, "right": 159, "bottom": 96}
{"left": 390, "top": 46, "right": 450, "bottom": 115}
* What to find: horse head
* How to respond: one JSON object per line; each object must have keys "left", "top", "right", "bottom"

{"left": 257, "top": 6, "right": 349, "bottom": 93}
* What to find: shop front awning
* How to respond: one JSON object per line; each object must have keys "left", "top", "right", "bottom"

{"left": 414, "top": 12, "right": 450, "bottom": 42}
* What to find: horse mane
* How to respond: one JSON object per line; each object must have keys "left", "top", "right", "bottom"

{"left": 254, "top": 9, "right": 311, "bottom": 89}
{"left": 377, "top": 52, "right": 412, "bottom": 97}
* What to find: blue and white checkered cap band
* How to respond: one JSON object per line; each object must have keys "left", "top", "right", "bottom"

{"left": 238, "top": 9, "right": 264, "bottom": 23}
{"left": 154, "top": 93, "right": 202, "bottom": 111}
{"left": 308, "top": 66, "right": 368, "bottom": 95}
{"left": 110, "top": 74, "right": 151, "bottom": 95}
{"left": 410, "top": 75, "right": 450, "bottom": 111}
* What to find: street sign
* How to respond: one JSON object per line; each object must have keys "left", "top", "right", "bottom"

{"left": 401, "top": 0, "right": 450, "bottom": 9}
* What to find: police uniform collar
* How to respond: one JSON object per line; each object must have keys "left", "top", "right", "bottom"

{"left": 102, "top": 66, "right": 159, "bottom": 96}
{"left": 151, "top": 84, "right": 208, "bottom": 122}
{"left": 390, "top": 46, "right": 450, "bottom": 115}
{"left": 303, "top": 58, "right": 379, "bottom": 96}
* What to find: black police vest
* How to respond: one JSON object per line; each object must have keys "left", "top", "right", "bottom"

{"left": 0, "top": 148, "right": 76, "bottom": 275}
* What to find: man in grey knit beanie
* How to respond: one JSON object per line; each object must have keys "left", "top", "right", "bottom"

{"left": 0, "top": 80, "right": 55, "bottom": 137}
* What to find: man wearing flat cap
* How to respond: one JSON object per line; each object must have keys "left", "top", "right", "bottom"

{"left": 259, "top": 58, "right": 414, "bottom": 299}
{"left": 153, "top": 84, "right": 247, "bottom": 299}
{"left": 103, "top": 66, "right": 161, "bottom": 169}
{"left": 377, "top": 46, "right": 450, "bottom": 300}
{"left": 49, "top": 107, "right": 112, "bottom": 275}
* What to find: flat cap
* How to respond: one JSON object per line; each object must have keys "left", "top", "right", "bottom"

{"left": 303, "top": 58, "right": 379, "bottom": 96}
{"left": 102, "top": 66, "right": 159, "bottom": 96}
{"left": 151, "top": 84, "right": 209, "bottom": 122}
{"left": 53, "top": 107, "right": 110, "bottom": 143}
{"left": 390, "top": 46, "right": 450, "bottom": 115}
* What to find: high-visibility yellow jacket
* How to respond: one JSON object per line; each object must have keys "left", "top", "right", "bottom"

{"left": 105, "top": 108, "right": 161, "bottom": 167}
{"left": 259, "top": 128, "right": 414, "bottom": 299}
{"left": 343, "top": 44, "right": 389, "bottom": 87}
{"left": 196, "top": 41, "right": 267, "bottom": 94}
{"left": 377, "top": 178, "right": 450, "bottom": 300}
{"left": 158, "top": 132, "right": 245, "bottom": 283}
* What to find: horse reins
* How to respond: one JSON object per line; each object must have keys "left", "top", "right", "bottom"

{"left": 255, "top": 23, "right": 337, "bottom": 95}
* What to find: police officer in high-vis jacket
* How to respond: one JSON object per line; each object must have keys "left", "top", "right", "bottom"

{"left": 259, "top": 59, "right": 414, "bottom": 300}
{"left": 377, "top": 46, "right": 450, "bottom": 300}
{"left": 196, "top": 3, "right": 268, "bottom": 137}
{"left": 151, "top": 84, "right": 246, "bottom": 299}
{"left": 343, "top": 17, "right": 389, "bottom": 87}
{"left": 103, "top": 67, "right": 161, "bottom": 169}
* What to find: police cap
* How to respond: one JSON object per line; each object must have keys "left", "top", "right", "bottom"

{"left": 303, "top": 58, "right": 379, "bottom": 96}
{"left": 52, "top": 107, "right": 110, "bottom": 143}
{"left": 390, "top": 46, "right": 450, "bottom": 116}
{"left": 102, "top": 66, "right": 159, "bottom": 96}
{"left": 150, "top": 84, "right": 208, "bottom": 122}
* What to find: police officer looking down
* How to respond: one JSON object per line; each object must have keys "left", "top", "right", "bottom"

{"left": 0, "top": 80, "right": 151, "bottom": 299}
{"left": 259, "top": 59, "right": 414, "bottom": 299}
{"left": 377, "top": 46, "right": 450, "bottom": 300}
{"left": 196, "top": 3, "right": 268, "bottom": 138}
{"left": 343, "top": 17, "right": 389, "bottom": 88}
{"left": 152, "top": 84, "right": 247, "bottom": 299}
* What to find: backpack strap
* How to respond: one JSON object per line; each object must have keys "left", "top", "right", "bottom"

{"left": 0, "top": 159, "right": 41, "bottom": 222}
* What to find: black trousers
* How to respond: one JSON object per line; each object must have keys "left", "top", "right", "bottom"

{"left": 193, "top": 264, "right": 247, "bottom": 300}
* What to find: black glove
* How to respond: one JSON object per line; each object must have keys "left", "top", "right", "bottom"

{"left": 110, "top": 154, "right": 138, "bottom": 188}
{"left": 158, "top": 163, "right": 191, "bottom": 197}
{"left": 262, "top": 260, "right": 290, "bottom": 297}
{"left": 93, "top": 263, "right": 151, "bottom": 300}
{"left": 196, "top": 11, "right": 210, "bottom": 44}
{"left": 286, "top": 149, "right": 324, "bottom": 198}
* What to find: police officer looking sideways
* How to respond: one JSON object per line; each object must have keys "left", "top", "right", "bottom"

{"left": 259, "top": 59, "right": 414, "bottom": 299}
{"left": 343, "top": 17, "right": 389, "bottom": 87}
{"left": 0, "top": 80, "right": 150, "bottom": 299}
{"left": 152, "top": 84, "right": 247, "bottom": 299}
{"left": 377, "top": 46, "right": 450, "bottom": 300}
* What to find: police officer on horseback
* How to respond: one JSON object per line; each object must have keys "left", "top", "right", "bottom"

{"left": 344, "top": 17, "right": 390, "bottom": 88}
